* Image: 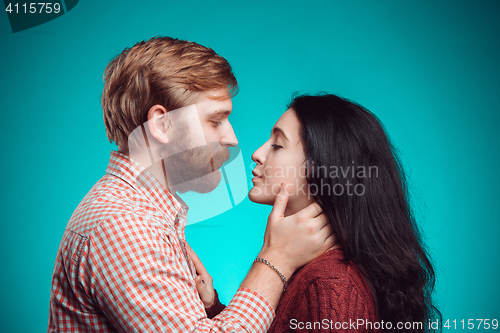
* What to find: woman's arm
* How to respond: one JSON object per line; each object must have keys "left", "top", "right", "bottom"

{"left": 205, "top": 290, "right": 226, "bottom": 319}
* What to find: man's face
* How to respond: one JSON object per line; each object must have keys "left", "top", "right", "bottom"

{"left": 196, "top": 88, "right": 237, "bottom": 158}
{"left": 162, "top": 88, "right": 238, "bottom": 193}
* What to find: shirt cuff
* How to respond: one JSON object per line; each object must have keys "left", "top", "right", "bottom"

{"left": 214, "top": 287, "right": 275, "bottom": 333}
{"left": 205, "top": 289, "right": 226, "bottom": 319}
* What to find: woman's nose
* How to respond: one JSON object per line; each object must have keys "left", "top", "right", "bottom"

{"left": 251, "top": 143, "right": 267, "bottom": 165}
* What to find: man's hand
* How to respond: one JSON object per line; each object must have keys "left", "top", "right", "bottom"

{"left": 240, "top": 183, "right": 336, "bottom": 309}
{"left": 259, "top": 183, "right": 336, "bottom": 278}
{"left": 186, "top": 242, "right": 215, "bottom": 308}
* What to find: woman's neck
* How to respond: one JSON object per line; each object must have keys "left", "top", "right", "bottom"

{"left": 284, "top": 194, "right": 316, "bottom": 217}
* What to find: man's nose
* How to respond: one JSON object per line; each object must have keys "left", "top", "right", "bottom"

{"left": 220, "top": 122, "right": 238, "bottom": 147}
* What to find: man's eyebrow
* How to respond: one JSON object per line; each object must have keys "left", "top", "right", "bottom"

{"left": 208, "top": 109, "right": 232, "bottom": 116}
{"left": 272, "top": 126, "right": 289, "bottom": 141}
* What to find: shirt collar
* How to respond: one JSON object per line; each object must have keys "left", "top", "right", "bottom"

{"left": 105, "top": 150, "right": 189, "bottom": 226}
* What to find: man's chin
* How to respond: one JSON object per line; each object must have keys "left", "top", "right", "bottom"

{"left": 172, "top": 170, "right": 222, "bottom": 194}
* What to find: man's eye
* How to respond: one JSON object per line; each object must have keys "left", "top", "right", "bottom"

{"left": 271, "top": 144, "right": 283, "bottom": 150}
{"left": 211, "top": 121, "right": 222, "bottom": 127}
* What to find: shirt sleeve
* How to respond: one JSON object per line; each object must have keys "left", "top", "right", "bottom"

{"left": 76, "top": 216, "right": 274, "bottom": 332}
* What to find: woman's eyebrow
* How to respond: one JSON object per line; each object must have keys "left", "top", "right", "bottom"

{"left": 272, "top": 126, "right": 289, "bottom": 141}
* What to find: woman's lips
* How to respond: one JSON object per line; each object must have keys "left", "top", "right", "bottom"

{"left": 252, "top": 170, "right": 262, "bottom": 183}
{"left": 252, "top": 170, "right": 262, "bottom": 177}
{"left": 251, "top": 170, "right": 262, "bottom": 182}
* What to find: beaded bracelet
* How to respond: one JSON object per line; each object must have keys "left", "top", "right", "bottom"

{"left": 254, "top": 257, "right": 288, "bottom": 292}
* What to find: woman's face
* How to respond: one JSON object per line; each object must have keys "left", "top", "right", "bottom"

{"left": 249, "top": 109, "right": 314, "bottom": 216}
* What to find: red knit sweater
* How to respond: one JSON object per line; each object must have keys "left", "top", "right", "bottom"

{"left": 266, "top": 248, "right": 378, "bottom": 332}
{"left": 207, "top": 249, "right": 378, "bottom": 332}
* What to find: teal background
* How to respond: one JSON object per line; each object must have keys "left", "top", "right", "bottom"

{"left": 1, "top": 0, "right": 499, "bottom": 331}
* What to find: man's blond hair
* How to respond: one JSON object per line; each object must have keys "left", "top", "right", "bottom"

{"left": 102, "top": 36, "right": 238, "bottom": 152}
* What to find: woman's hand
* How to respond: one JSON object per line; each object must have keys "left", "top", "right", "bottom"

{"left": 186, "top": 242, "right": 215, "bottom": 308}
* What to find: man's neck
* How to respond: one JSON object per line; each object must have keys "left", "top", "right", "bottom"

{"left": 146, "top": 160, "right": 171, "bottom": 192}
{"left": 122, "top": 147, "right": 172, "bottom": 193}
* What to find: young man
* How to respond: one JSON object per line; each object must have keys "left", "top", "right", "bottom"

{"left": 48, "top": 37, "right": 334, "bottom": 332}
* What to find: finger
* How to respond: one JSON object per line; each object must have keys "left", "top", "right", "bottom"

{"left": 319, "top": 223, "right": 334, "bottom": 239}
{"left": 304, "top": 212, "right": 328, "bottom": 232}
{"left": 269, "top": 183, "right": 289, "bottom": 222}
{"left": 323, "top": 232, "right": 338, "bottom": 249}
{"left": 306, "top": 215, "right": 333, "bottom": 239}
{"left": 186, "top": 242, "right": 209, "bottom": 277}
{"left": 296, "top": 201, "right": 323, "bottom": 220}
{"left": 317, "top": 224, "right": 336, "bottom": 247}
{"left": 315, "top": 213, "right": 329, "bottom": 229}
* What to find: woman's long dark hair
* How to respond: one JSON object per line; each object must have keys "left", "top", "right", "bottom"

{"left": 290, "top": 93, "right": 441, "bottom": 332}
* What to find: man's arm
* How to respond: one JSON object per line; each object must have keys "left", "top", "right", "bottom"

{"left": 80, "top": 215, "right": 272, "bottom": 332}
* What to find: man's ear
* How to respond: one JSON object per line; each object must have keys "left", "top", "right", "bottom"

{"left": 147, "top": 104, "right": 170, "bottom": 144}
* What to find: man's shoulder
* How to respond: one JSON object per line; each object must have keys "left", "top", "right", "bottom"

{"left": 65, "top": 174, "right": 166, "bottom": 236}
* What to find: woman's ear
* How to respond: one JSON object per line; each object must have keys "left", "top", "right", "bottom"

{"left": 147, "top": 104, "right": 170, "bottom": 143}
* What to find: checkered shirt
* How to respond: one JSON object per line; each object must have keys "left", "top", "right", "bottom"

{"left": 48, "top": 151, "right": 274, "bottom": 332}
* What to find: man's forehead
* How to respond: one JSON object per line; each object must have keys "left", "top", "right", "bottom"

{"left": 196, "top": 98, "right": 233, "bottom": 116}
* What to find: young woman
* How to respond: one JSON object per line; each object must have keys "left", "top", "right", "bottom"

{"left": 192, "top": 93, "right": 441, "bottom": 332}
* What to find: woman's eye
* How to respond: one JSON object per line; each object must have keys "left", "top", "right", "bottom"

{"left": 271, "top": 144, "right": 283, "bottom": 150}
{"left": 212, "top": 121, "right": 222, "bottom": 127}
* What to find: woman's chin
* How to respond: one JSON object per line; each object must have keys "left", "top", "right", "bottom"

{"left": 248, "top": 188, "right": 275, "bottom": 206}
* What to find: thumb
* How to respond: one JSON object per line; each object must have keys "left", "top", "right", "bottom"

{"left": 195, "top": 275, "right": 207, "bottom": 289}
{"left": 269, "top": 183, "right": 289, "bottom": 223}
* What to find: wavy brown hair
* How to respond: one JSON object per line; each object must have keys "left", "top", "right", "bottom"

{"left": 290, "top": 93, "right": 441, "bottom": 332}
{"left": 102, "top": 36, "right": 238, "bottom": 153}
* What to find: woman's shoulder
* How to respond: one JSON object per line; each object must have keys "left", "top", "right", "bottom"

{"left": 269, "top": 249, "right": 378, "bottom": 332}
{"left": 285, "top": 248, "right": 375, "bottom": 305}
{"left": 293, "top": 248, "right": 364, "bottom": 284}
